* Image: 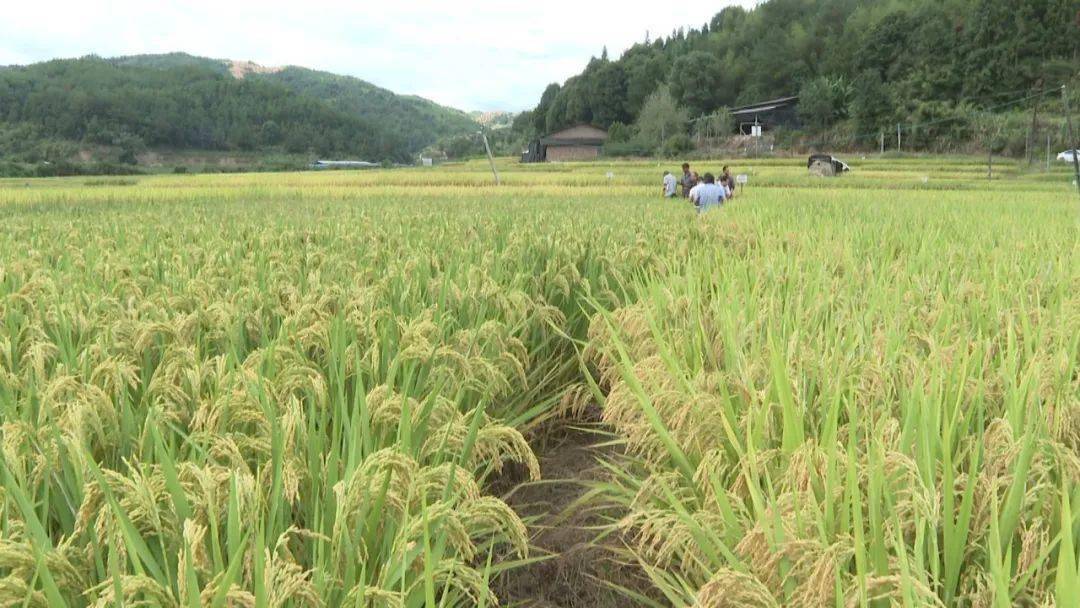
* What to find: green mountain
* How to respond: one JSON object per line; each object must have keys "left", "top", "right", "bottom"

{"left": 113, "top": 54, "right": 479, "bottom": 148}
{"left": 110, "top": 52, "right": 231, "bottom": 73}
{"left": 262, "top": 67, "right": 479, "bottom": 152}
{"left": 0, "top": 52, "right": 478, "bottom": 167}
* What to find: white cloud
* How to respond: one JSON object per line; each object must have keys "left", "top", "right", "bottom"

{"left": 0, "top": 0, "right": 758, "bottom": 110}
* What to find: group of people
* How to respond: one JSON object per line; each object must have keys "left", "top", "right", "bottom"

{"left": 662, "top": 163, "right": 737, "bottom": 213}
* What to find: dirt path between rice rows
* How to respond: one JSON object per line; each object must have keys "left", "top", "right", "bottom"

{"left": 495, "top": 414, "right": 648, "bottom": 608}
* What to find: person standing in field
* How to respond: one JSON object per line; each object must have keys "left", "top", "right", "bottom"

{"left": 689, "top": 172, "right": 727, "bottom": 214}
{"left": 721, "top": 165, "right": 736, "bottom": 198}
{"left": 680, "top": 163, "right": 696, "bottom": 197}
{"left": 662, "top": 171, "right": 678, "bottom": 198}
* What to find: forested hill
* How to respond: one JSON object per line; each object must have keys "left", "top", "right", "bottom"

{"left": 525, "top": 0, "right": 1080, "bottom": 144}
{"left": 0, "top": 53, "right": 478, "bottom": 165}
{"left": 261, "top": 67, "right": 479, "bottom": 154}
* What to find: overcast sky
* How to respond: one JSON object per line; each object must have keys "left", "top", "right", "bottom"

{"left": 0, "top": 0, "right": 757, "bottom": 111}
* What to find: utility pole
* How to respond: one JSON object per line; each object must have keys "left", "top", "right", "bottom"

{"left": 1047, "top": 134, "right": 1051, "bottom": 172}
{"left": 1064, "top": 85, "right": 1080, "bottom": 199}
{"left": 880, "top": 131, "right": 884, "bottom": 155}
{"left": 1027, "top": 82, "right": 1041, "bottom": 165}
{"left": 479, "top": 131, "right": 500, "bottom": 186}
{"left": 897, "top": 124, "right": 901, "bottom": 154}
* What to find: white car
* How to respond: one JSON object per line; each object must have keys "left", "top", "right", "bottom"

{"left": 1059, "top": 149, "right": 1079, "bottom": 163}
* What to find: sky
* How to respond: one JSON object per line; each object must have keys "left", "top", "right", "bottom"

{"left": 0, "top": 0, "right": 757, "bottom": 111}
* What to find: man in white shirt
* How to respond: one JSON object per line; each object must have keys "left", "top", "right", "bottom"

{"left": 662, "top": 171, "right": 677, "bottom": 198}
{"left": 688, "top": 172, "right": 727, "bottom": 214}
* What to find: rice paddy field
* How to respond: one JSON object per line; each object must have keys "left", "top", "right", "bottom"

{"left": 0, "top": 157, "right": 1078, "bottom": 607}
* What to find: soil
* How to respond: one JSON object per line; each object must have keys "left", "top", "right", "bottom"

{"left": 228, "top": 60, "right": 284, "bottom": 79}
{"left": 495, "top": 411, "right": 650, "bottom": 608}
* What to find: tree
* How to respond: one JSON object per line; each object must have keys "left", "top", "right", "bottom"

{"left": 710, "top": 6, "right": 747, "bottom": 33}
{"left": 586, "top": 62, "right": 629, "bottom": 127}
{"left": 635, "top": 89, "right": 688, "bottom": 151}
{"left": 544, "top": 75, "right": 594, "bottom": 131}
{"left": 798, "top": 78, "right": 834, "bottom": 130}
{"left": 533, "top": 83, "right": 561, "bottom": 134}
{"left": 607, "top": 121, "right": 634, "bottom": 143}
{"left": 850, "top": 69, "right": 893, "bottom": 135}
{"left": 669, "top": 51, "right": 725, "bottom": 116}
{"left": 797, "top": 76, "right": 851, "bottom": 130}
{"left": 661, "top": 133, "right": 693, "bottom": 157}
{"left": 511, "top": 111, "right": 536, "bottom": 138}
{"left": 624, "top": 50, "right": 669, "bottom": 116}
{"left": 0, "top": 55, "right": 424, "bottom": 163}
{"left": 113, "top": 132, "right": 144, "bottom": 165}
{"left": 259, "top": 120, "right": 282, "bottom": 146}
{"left": 857, "top": 12, "right": 917, "bottom": 82}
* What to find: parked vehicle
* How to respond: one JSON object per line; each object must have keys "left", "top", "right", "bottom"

{"left": 1057, "top": 149, "right": 1079, "bottom": 163}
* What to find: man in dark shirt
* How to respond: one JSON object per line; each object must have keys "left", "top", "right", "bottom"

{"left": 680, "top": 163, "right": 696, "bottom": 197}
{"left": 721, "top": 165, "right": 736, "bottom": 198}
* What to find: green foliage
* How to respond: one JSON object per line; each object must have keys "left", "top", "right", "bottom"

{"left": 534, "top": 84, "right": 561, "bottom": 134}
{"left": 970, "top": 111, "right": 1042, "bottom": 156}
{"left": 850, "top": 69, "right": 894, "bottom": 135}
{"left": 607, "top": 121, "right": 634, "bottom": 143}
{"left": 540, "top": 55, "right": 635, "bottom": 133}
{"left": 635, "top": 89, "right": 689, "bottom": 152}
{"left": 438, "top": 134, "right": 484, "bottom": 159}
{"left": 669, "top": 51, "right": 726, "bottom": 116}
{"left": 584, "top": 59, "right": 630, "bottom": 127}
{"left": 902, "top": 101, "right": 977, "bottom": 151}
{"left": 0, "top": 54, "right": 481, "bottom": 165}
{"left": 798, "top": 75, "right": 852, "bottom": 130}
{"left": 692, "top": 109, "right": 733, "bottom": 141}
{"left": 262, "top": 66, "right": 478, "bottom": 153}
{"left": 430, "top": 128, "right": 526, "bottom": 161}
{"left": 661, "top": 133, "right": 694, "bottom": 157}
{"left": 602, "top": 140, "right": 654, "bottom": 157}
{"left": 511, "top": 111, "right": 537, "bottom": 139}
{"left": 623, "top": 49, "right": 669, "bottom": 116}
{"left": 528, "top": 0, "right": 1080, "bottom": 151}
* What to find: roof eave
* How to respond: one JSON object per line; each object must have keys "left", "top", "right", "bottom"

{"left": 541, "top": 138, "right": 607, "bottom": 146}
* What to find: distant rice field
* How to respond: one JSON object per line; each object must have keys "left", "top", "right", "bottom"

{"left": 0, "top": 157, "right": 1077, "bottom": 607}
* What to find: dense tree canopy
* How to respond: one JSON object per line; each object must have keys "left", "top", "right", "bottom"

{"left": 635, "top": 89, "right": 688, "bottom": 149}
{"left": 533, "top": 0, "right": 1080, "bottom": 140}
{"left": 0, "top": 54, "right": 480, "bottom": 164}
{"left": 262, "top": 67, "right": 478, "bottom": 154}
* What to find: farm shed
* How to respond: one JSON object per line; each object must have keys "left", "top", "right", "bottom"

{"left": 524, "top": 125, "right": 608, "bottom": 162}
{"left": 730, "top": 95, "right": 800, "bottom": 135}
